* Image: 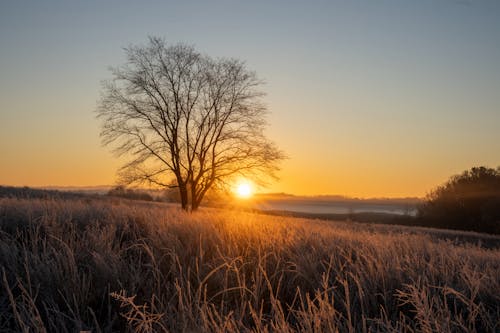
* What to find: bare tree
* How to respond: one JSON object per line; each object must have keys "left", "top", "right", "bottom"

{"left": 97, "top": 37, "right": 284, "bottom": 211}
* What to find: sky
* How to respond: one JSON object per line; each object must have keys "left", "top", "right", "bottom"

{"left": 1, "top": 0, "right": 499, "bottom": 198}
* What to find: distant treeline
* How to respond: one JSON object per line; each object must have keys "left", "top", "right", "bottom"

{"left": 0, "top": 186, "right": 86, "bottom": 200}
{"left": 256, "top": 193, "right": 421, "bottom": 206}
{"left": 0, "top": 185, "right": 174, "bottom": 203}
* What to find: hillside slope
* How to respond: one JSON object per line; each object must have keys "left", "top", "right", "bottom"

{"left": 0, "top": 197, "right": 499, "bottom": 332}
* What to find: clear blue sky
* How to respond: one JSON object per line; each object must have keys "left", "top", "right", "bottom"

{"left": 1, "top": 0, "right": 499, "bottom": 196}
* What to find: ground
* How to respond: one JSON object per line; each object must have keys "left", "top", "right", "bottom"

{"left": 0, "top": 196, "right": 499, "bottom": 332}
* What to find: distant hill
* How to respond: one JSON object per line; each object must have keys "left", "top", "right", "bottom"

{"left": 254, "top": 192, "right": 422, "bottom": 205}
{"left": 35, "top": 185, "right": 112, "bottom": 195}
{"left": 251, "top": 193, "right": 421, "bottom": 218}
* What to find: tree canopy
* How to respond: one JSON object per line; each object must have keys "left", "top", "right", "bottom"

{"left": 98, "top": 37, "right": 284, "bottom": 210}
{"left": 418, "top": 166, "right": 500, "bottom": 234}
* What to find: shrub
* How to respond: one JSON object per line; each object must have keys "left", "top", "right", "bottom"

{"left": 419, "top": 166, "right": 500, "bottom": 234}
{"left": 107, "top": 186, "right": 154, "bottom": 202}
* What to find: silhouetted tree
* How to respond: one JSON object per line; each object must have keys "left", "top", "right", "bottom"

{"left": 418, "top": 166, "right": 500, "bottom": 234}
{"left": 98, "top": 37, "right": 284, "bottom": 211}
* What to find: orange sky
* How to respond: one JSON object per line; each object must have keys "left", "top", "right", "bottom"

{"left": 1, "top": 1, "right": 499, "bottom": 198}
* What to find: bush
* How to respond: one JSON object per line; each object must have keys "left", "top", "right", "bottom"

{"left": 419, "top": 166, "right": 500, "bottom": 234}
{"left": 107, "top": 186, "right": 154, "bottom": 201}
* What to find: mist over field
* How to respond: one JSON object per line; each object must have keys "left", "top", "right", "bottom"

{"left": 34, "top": 187, "right": 421, "bottom": 215}
{"left": 253, "top": 194, "right": 420, "bottom": 216}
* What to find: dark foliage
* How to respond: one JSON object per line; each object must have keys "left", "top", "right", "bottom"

{"left": 418, "top": 166, "right": 500, "bottom": 234}
{"left": 0, "top": 186, "right": 85, "bottom": 200}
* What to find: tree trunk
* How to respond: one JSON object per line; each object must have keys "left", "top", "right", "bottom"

{"left": 191, "top": 185, "right": 199, "bottom": 211}
{"left": 178, "top": 184, "right": 189, "bottom": 211}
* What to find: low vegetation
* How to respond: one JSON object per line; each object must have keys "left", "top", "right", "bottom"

{"left": 0, "top": 196, "right": 499, "bottom": 332}
{"left": 418, "top": 166, "right": 500, "bottom": 234}
{"left": 107, "top": 186, "right": 155, "bottom": 202}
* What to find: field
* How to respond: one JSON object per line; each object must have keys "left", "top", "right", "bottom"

{"left": 0, "top": 197, "right": 499, "bottom": 332}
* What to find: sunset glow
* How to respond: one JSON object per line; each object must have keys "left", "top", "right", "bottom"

{"left": 0, "top": 1, "right": 499, "bottom": 199}
{"left": 235, "top": 182, "right": 253, "bottom": 199}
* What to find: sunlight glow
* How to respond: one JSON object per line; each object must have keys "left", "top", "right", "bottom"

{"left": 235, "top": 182, "right": 253, "bottom": 199}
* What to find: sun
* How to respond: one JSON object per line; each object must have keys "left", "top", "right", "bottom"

{"left": 235, "top": 182, "right": 253, "bottom": 199}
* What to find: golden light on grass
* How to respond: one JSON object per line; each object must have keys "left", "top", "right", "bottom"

{"left": 1, "top": 197, "right": 499, "bottom": 331}
{"left": 235, "top": 181, "right": 253, "bottom": 199}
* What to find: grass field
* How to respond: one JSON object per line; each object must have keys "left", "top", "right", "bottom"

{"left": 0, "top": 197, "right": 499, "bottom": 332}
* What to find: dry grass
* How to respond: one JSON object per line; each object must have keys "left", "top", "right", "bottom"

{"left": 0, "top": 197, "right": 499, "bottom": 332}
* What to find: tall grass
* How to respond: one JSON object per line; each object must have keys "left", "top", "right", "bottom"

{"left": 0, "top": 197, "right": 499, "bottom": 332}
